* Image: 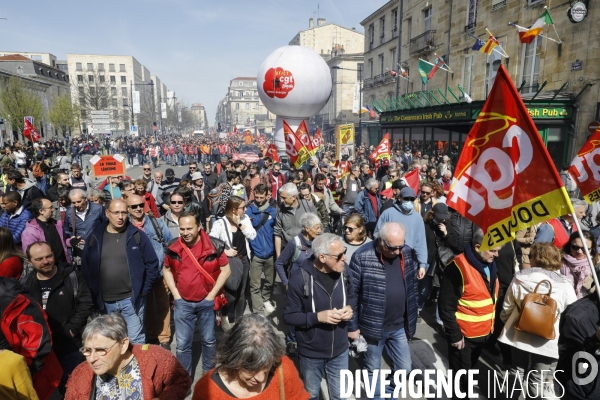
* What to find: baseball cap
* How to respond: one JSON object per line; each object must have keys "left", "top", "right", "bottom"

{"left": 400, "top": 187, "right": 416, "bottom": 198}
{"left": 165, "top": 168, "right": 175, "bottom": 177}
{"left": 433, "top": 203, "right": 450, "bottom": 221}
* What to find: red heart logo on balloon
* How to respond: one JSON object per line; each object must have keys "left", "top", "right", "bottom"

{"left": 263, "top": 67, "right": 295, "bottom": 98}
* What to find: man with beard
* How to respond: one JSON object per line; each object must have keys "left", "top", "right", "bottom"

{"left": 47, "top": 172, "right": 71, "bottom": 203}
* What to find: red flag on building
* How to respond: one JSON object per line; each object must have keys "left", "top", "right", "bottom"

{"left": 264, "top": 144, "right": 280, "bottom": 163}
{"left": 447, "top": 65, "right": 571, "bottom": 250}
{"left": 283, "top": 119, "right": 310, "bottom": 168}
{"left": 569, "top": 127, "right": 600, "bottom": 203}
{"left": 24, "top": 118, "right": 41, "bottom": 142}
{"left": 369, "top": 133, "right": 391, "bottom": 163}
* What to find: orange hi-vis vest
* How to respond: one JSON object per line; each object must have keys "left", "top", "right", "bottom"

{"left": 452, "top": 253, "right": 499, "bottom": 339}
{"left": 546, "top": 218, "right": 574, "bottom": 249}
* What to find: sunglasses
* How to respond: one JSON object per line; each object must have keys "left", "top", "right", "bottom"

{"left": 128, "top": 203, "right": 145, "bottom": 210}
{"left": 421, "top": 190, "right": 432, "bottom": 195}
{"left": 403, "top": 197, "right": 416, "bottom": 202}
{"left": 571, "top": 244, "right": 585, "bottom": 252}
{"left": 143, "top": 168, "right": 151, "bottom": 171}
{"left": 171, "top": 200, "right": 184, "bottom": 205}
{"left": 344, "top": 226, "right": 356, "bottom": 233}
{"left": 325, "top": 248, "right": 347, "bottom": 261}
{"left": 383, "top": 240, "right": 404, "bottom": 252}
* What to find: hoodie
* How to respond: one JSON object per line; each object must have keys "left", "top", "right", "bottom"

{"left": 498, "top": 267, "right": 577, "bottom": 359}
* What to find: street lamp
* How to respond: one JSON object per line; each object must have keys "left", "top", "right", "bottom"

{"left": 331, "top": 65, "right": 363, "bottom": 146}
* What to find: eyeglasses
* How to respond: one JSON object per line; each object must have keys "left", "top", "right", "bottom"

{"left": 325, "top": 248, "right": 347, "bottom": 262}
{"left": 383, "top": 240, "right": 404, "bottom": 252}
{"left": 237, "top": 205, "right": 247, "bottom": 210}
{"left": 171, "top": 200, "right": 184, "bottom": 205}
{"left": 571, "top": 244, "right": 585, "bottom": 252}
{"left": 80, "top": 341, "right": 118, "bottom": 357}
{"left": 189, "top": 167, "right": 197, "bottom": 170}
{"left": 344, "top": 226, "right": 356, "bottom": 233}
{"left": 128, "top": 203, "right": 145, "bottom": 210}
{"left": 421, "top": 190, "right": 432, "bottom": 195}
{"left": 403, "top": 197, "right": 416, "bottom": 202}
{"left": 107, "top": 210, "right": 128, "bottom": 216}
{"left": 143, "top": 168, "right": 151, "bottom": 171}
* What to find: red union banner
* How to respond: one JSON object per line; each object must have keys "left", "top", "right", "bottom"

{"left": 24, "top": 117, "right": 41, "bottom": 142}
{"left": 369, "top": 133, "right": 391, "bottom": 163}
{"left": 295, "top": 121, "right": 315, "bottom": 157}
{"left": 264, "top": 144, "right": 280, "bottom": 163}
{"left": 283, "top": 119, "right": 310, "bottom": 168}
{"left": 447, "top": 65, "right": 572, "bottom": 250}
{"left": 569, "top": 127, "right": 600, "bottom": 203}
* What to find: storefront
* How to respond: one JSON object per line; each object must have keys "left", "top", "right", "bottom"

{"left": 376, "top": 100, "right": 574, "bottom": 167}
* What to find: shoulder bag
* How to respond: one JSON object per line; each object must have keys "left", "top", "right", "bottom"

{"left": 429, "top": 228, "right": 455, "bottom": 276}
{"left": 513, "top": 279, "right": 557, "bottom": 340}
{"left": 220, "top": 218, "right": 245, "bottom": 291}
{"left": 179, "top": 237, "right": 227, "bottom": 311}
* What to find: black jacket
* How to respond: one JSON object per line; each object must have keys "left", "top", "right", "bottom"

{"left": 23, "top": 264, "right": 93, "bottom": 356}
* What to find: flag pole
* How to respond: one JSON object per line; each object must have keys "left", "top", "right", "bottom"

{"left": 485, "top": 28, "right": 510, "bottom": 58}
{"left": 508, "top": 22, "right": 562, "bottom": 44}
{"left": 468, "top": 32, "right": 508, "bottom": 59}
{"left": 567, "top": 172, "right": 600, "bottom": 303}
{"left": 434, "top": 53, "right": 454, "bottom": 73}
{"left": 544, "top": 7, "right": 563, "bottom": 44}
{"left": 418, "top": 58, "right": 452, "bottom": 73}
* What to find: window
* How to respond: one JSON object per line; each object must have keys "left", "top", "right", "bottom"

{"left": 77, "top": 75, "right": 83, "bottom": 82}
{"left": 392, "top": 9, "right": 398, "bottom": 34}
{"left": 486, "top": 41, "right": 504, "bottom": 96}
{"left": 357, "top": 63, "right": 364, "bottom": 80}
{"left": 112, "top": 98, "right": 118, "bottom": 107}
{"left": 98, "top": 63, "right": 104, "bottom": 71}
{"left": 119, "top": 64, "right": 126, "bottom": 72}
{"left": 528, "top": 0, "right": 543, "bottom": 4}
{"left": 252, "top": 82, "right": 257, "bottom": 86}
{"left": 87, "top": 63, "right": 93, "bottom": 71}
{"left": 99, "top": 75, "right": 105, "bottom": 83}
{"left": 121, "top": 87, "right": 127, "bottom": 97}
{"left": 239, "top": 81, "right": 244, "bottom": 86}
{"left": 121, "top": 76, "right": 126, "bottom": 83}
{"left": 424, "top": 8, "right": 432, "bottom": 32}
{"left": 245, "top": 103, "right": 250, "bottom": 110}
{"left": 122, "top": 100, "right": 128, "bottom": 108}
{"left": 466, "top": 0, "right": 478, "bottom": 30}
{"left": 368, "top": 23, "right": 375, "bottom": 49}
{"left": 80, "top": 110, "right": 87, "bottom": 118}
{"left": 407, "top": 18, "right": 412, "bottom": 41}
{"left": 110, "top": 75, "right": 116, "bottom": 83}
{"left": 520, "top": 36, "right": 542, "bottom": 95}
{"left": 111, "top": 87, "right": 117, "bottom": 96}
{"left": 109, "top": 63, "right": 115, "bottom": 72}
{"left": 390, "top": 49, "right": 396, "bottom": 70}
{"left": 462, "top": 55, "right": 474, "bottom": 95}
{"left": 368, "top": 58, "right": 374, "bottom": 78}
{"left": 90, "top": 87, "right": 96, "bottom": 96}
{"left": 76, "top": 62, "right": 82, "bottom": 71}
{"left": 238, "top": 91, "right": 243, "bottom": 97}
{"left": 235, "top": 103, "right": 240, "bottom": 110}
{"left": 378, "top": 54, "right": 384, "bottom": 75}
{"left": 88, "top": 75, "right": 94, "bottom": 82}
{"left": 78, "top": 87, "right": 84, "bottom": 96}
{"left": 254, "top": 103, "right": 259, "bottom": 110}
{"left": 113, "top": 110, "right": 119, "bottom": 119}
{"left": 380, "top": 17, "right": 385, "bottom": 44}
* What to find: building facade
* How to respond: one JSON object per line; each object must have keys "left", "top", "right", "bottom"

{"left": 361, "top": 0, "right": 598, "bottom": 167}
{"left": 289, "top": 18, "right": 364, "bottom": 60}
{"left": 191, "top": 103, "right": 209, "bottom": 130}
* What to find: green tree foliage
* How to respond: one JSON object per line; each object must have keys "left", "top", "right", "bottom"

{"left": 0, "top": 76, "right": 44, "bottom": 133}
{"left": 49, "top": 95, "right": 79, "bottom": 136}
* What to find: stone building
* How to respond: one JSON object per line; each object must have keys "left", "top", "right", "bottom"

{"left": 289, "top": 18, "right": 364, "bottom": 60}
{"left": 361, "top": 0, "right": 598, "bottom": 166}
{"left": 191, "top": 103, "right": 209, "bottom": 130}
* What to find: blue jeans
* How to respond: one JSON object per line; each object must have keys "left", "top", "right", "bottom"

{"left": 128, "top": 154, "right": 134, "bottom": 165}
{"left": 418, "top": 276, "right": 443, "bottom": 326}
{"left": 173, "top": 297, "right": 216, "bottom": 376}
{"left": 137, "top": 154, "right": 143, "bottom": 166}
{"left": 299, "top": 351, "right": 348, "bottom": 400}
{"left": 286, "top": 325, "right": 296, "bottom": 344}
{"left": 104, "top": 296, "right": 146, "bottom": 344}
{"left": 363, "top": 328, "right": 412, "bottom": 400}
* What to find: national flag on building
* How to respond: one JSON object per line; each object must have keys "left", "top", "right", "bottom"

{"left": 471, "top": 37, "right": 486, "bottom": 52}
{"left": 518, "top": 9, "right": 554, "bottom": 44}
{"left": 418, "top": 59, "right": 433, "bottom": 84}
{"left": 447, "top": 64, "right": 572, "bottom": 250}
{"left": 569, "top": 127, "right": 600, "bottom": 203}
{"left": 366, "top": 105, "right": 376, "bottom": 119}
{"left": 480, "top": 35, "right": 500, "bottom": 55}
{"left": 427, "top": 55, "right": 445, "bottom": 80}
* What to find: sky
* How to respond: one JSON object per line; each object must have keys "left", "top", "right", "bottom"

{"left": 0, "top": 0, "right": 385, "bottom": 126}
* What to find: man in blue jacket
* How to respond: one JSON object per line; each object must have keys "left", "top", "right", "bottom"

{"left": 284, "top": 233, "right": 354, "bottom": 400}
{"left": 246, "top": 183, "right": 277, "bottom": 315}
{"left": 81, "top": 198, "right": 159, "bottom": 344}
{"left": 348, "top": 222, "right": 424, "bottom": 399}
{"left": 64, "top": 189, "right": 107, "bottom": 260}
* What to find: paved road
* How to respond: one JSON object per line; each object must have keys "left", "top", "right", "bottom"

{"left": 81, "top": 158, "right": 517, "bottom": 399}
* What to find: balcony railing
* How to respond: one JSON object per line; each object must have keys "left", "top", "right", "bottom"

{"left": 363, "top": 71, "right": 397, "bottom": 88}
{"left": 409, "top": 30, "right": 436, "bottom": 56}
{"left": 465, "top": 21, "right": 477, "bottom": 31}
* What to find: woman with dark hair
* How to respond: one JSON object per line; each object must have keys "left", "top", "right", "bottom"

{"left": 193, "top": 313, "right": 308, "bottom": 399}
{"left": 0, "top": 227, "right": 24, "bottom": 279}
{"left": 341, "top": 213, "right": 371, "bottom": 261}
{"left": 210, "top": 196, "right": 256, "bottom": 330}
{"left": 561, "top": 230, "right": 599, "bottom": 299}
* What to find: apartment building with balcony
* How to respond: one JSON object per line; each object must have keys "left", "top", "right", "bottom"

{"left": 289, "top": 18, "right": 364, "bottom": 60}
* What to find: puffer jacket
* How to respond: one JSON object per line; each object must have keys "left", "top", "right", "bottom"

{"left": 498, "top": 267, "right": 577, "bottom": 359}
{"left": 348, "top": 241, "right": 419, "bottom": 341}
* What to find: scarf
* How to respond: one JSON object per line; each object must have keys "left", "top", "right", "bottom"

{"left": 366, "top": 191, "right": 379, "bottom": 218}
{"left": 561, "top": 254, "right": 592, "bottom": 298}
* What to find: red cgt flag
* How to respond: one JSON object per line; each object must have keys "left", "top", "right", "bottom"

{"left": 447, "top": 64, "right": 571, "bottom": 250}
{"left": 335, "top": 160, "right": 351, "bottom": 179}
{"left": 294, "top": 120, "right": 315, "bottom": 158}
{"left": 369, "top": 133, "right": 391, "bottom": 163}
{"left": 283, "top": 119, "right": 310, "bottom": 168}
{"left": 24, "top": 118, "right": 41, "bottom": 142}
{"left": 402, "top": 168, "right": 420, "bottom": 194}
{"left": 264, "top": 144, "right": 280, "bottom": 163}
{"left": 569, "top": 127, "right": 600, "bottom": 203}
{"left": 310, "top": 128, "right": 323, "bottom": 156}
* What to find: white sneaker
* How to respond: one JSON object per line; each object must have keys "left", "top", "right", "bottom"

{"left": 221, "top": 317, "right": 233, "bottom": 332}
{"left": 263, "top": 300, "right": 276, "bottom": 315}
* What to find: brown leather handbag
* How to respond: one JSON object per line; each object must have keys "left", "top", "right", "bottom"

{"left": 513, "top": 280, "right": 558, "bottom": 340}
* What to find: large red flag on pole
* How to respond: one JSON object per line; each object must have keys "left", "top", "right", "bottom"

{"left": 294, "top": 120, "right": 315, "bottom": 158}
{"left": 446, "top": 64, "right": 572, "bottom": 250}
{"left": 568, "top": 127, "right": 600, "bottom": 203}
{"left": 264, "top": 144, "right": 280, "bottom": 163}
{"left": 283, "top": 119, "right": 310, "bottom": 168}
{"left": 24, "top": 117, "right": 41, "bottom": 142}
{"left": 369, "top": 133, "right": 391, "bottom": 163}
{"left": 310, "top": 128, "right": 323, "bottom": 156}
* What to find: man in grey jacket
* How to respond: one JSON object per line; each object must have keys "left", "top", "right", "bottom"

{"left": 274, "top": 183, "right": 318, "bottom": 258}
{"left": 312, "top": 173, "right": 343, "bottom": 215}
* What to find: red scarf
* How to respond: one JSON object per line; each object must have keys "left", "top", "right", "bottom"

{"left": 366, "top": 191, "right": 379, "bottom": 218}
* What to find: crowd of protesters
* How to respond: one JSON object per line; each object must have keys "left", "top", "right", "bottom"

{"left": 0, "top": 131, "right": 599, "bottom": 400}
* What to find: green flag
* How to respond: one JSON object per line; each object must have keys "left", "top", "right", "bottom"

{"left": 418, "top": 59, "right": 433, "bottom": 85}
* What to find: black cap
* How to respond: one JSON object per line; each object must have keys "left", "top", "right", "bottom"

{"left": 165, "top": 168, "right": 175, "bottom": 177}
{"left": 433, "top": 203, "right": 450, "bottom": 221}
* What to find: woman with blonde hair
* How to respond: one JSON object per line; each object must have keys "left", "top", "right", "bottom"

{"left": 498, "top": 242, "right": 577, "bottom": 399}
{"left": 210, "top": 195, "right": 256, "bottom": 330}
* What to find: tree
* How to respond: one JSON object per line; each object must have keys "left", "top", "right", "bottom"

{"left": 49, "top": 95, "right": 79, "bottom": 137}
{"left": 0, "top": 76, "right": 44, "bottom": 136}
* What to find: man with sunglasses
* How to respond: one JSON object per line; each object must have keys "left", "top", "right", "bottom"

{"left": 138, "top": 164, "right": 153, "bottom": 185}
{"left": 414, "top": 182, "right": 437, "bottom": 218}
{"left": 127, "top": 195, "right": 173, "bottom": 349}
{"left": 348, "top": 222, "right": 423, "bottom": 399}
{"left": 181, "top": 161, "right": 198, "bottom": 181}
{"left": 284, "top": 233, "right": 354, "bottom": 400}
{"left": 81, "top": 199, "right": 160, "bottom": 344}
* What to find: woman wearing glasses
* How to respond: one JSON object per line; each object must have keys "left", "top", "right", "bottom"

{"left": 560, "top": 230, "right": 599, "bottom": 299}
{"left": 65, "top": 313, "right": 191, "bottom": 399}
{"left": 341, "top": 214, "right": 371, "bottom": 262}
